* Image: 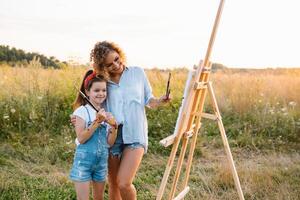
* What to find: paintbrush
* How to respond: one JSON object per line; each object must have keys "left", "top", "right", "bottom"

{"left": 165, "top": 72, "right": 171, "bottom": 99}
{"left": 74, "top": 83, "right": 99, "bottom": 112}
{"left": 73, "top": 83, "right": 117, "bottom": 128}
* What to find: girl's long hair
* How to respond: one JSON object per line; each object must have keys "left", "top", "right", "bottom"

{"left": 72, "top": 70, "right": 94, "bottom": 110}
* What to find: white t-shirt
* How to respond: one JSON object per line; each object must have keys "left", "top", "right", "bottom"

{"left": 73, "top": 104, "right": 110, "bottom": 145}
{"left": 73, "top": 104, "right": 97, "bottom": 127}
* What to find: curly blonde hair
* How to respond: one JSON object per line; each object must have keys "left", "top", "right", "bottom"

{"left": 90, "top": 41, "right": 126, "bottom": 79}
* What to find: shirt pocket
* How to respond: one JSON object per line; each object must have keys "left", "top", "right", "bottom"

{"left": 126, "top": 85, "right": 143, "bottom": 105}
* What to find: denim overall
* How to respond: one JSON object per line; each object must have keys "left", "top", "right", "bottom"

{"left": 69, "top": 106, "right": 109, "bottom": 182}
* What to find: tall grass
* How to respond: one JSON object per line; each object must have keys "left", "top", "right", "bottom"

{"left": 0, "top": 64, "right": 300, "bottom": 199}
{"left": 210, "top": 69, "right": 300, "bottom": 149}
{"left": 1, "top": 64, "right": 299, "bottom": 148}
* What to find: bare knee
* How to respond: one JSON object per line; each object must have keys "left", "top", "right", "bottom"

{"left": 117, "top": 179, "right": 132, "bottom": 191}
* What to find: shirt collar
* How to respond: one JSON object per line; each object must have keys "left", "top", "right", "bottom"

{"left": 107, "top": 66, "right": 129, "bottom": 85}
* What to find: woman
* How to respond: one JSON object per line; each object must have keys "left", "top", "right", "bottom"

{"left": 90, "top": 41, "right": 170, "bottom": 199}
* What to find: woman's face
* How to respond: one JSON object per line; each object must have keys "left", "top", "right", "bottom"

{"left": 103, "top": 51, "right": 124, "bottom": 75}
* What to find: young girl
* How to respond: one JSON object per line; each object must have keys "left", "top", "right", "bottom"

{"left": 70, "top": 70, "right": 118, "bottom": 200}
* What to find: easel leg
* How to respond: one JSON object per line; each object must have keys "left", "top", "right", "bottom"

{"left": 156, "top": 135, "right": 181, "bottom": 200}
{"left": 168, "top": 136, "right": 189, "bottom": 200}
{"left": 156, "top": 115, "right": 188, "bottom": 200}
{"left": 207, "top": 82, "right": 245, "bottom": 200}
{"left": 182, "top": 119, "right": 202, "bottom": 188}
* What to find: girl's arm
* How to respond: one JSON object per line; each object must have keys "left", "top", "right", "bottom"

{"left": 75, "top": 110, "right": 106, "bottom": 144}
{"left": 107, "top": 126, "right": 118, "bottom": 146}
{"left": 75, "top": 117, "right": 101, "bottom": 144}
{"left": 105, "top": 112, "right": 118, "bottom": 146}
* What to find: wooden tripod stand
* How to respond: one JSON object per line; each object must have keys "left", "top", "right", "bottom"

{"left": 156, "top": 0, "right": 245, "bottom": 199}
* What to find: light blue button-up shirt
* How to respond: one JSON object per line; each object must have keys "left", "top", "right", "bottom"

{"left": 105, "top": 66, "right": 153, "bottom": 150}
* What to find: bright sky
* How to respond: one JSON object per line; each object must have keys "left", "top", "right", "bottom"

{"left": 1, "top": 0, "right": 300, "bottom": 68}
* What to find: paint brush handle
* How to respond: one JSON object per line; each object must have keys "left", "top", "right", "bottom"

{"left": 165, "top": 72, "right": 171, "bottom": 99}
{"left": 78, "top": 90, "right": 99, "bottom": 112}
{"left": 74, "top": 83, "right": 99, "bottom": 112}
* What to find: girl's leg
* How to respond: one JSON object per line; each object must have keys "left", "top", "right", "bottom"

{"left": 117, "top": 147, "right": 144, "bottom": 200}
{"left": 92, "top": 181, "right": 105, "bottom": 200}
{"left": 108, "top": 155, "right": 122, "bottom": 200}
{"left": 74, "top": 182, "right": 90, "bottom": 200}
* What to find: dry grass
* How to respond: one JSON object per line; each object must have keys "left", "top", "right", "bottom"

{"left": 1, "top": 64, "right": 299, "bottom": 111}
{"left": 0, "top": 64, "right": 299, "bottom": 199}
{"left": 211, "top": 69, "right": 300, "bottom": 113}
{"left": 137, "top": 147, "right": 300, "bottom": 200}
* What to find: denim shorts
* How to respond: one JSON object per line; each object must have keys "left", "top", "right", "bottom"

{"left": 110, "top": 125, "right": 145, "bottom": 157}
{"left": 69, "top": 150, "right": 108, "bottom": 182}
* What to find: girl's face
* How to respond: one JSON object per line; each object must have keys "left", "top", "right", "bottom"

{"left": 103, "top": 51, "right": 124, "bottom": 75}
{"left": 86, "top": 81, "right": 107, "bottom": 105}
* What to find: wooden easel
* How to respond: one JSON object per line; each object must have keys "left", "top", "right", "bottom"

{"left": 156, "top": 0, "right": 245, "bottom": 199}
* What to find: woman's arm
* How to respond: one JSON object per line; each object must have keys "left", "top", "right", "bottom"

{"left": 147, "top": 94, "right": 171, "bottom": 109}
{"left": 139, "top": 67, "right": 171, "bottom": 109}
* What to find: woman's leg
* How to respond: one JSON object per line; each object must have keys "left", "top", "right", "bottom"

{"left": 92, "top": 181, "right": 105, "bottom": 200}
{"left": 117, "top": 147, "right": 144, "bottom": 200}
{"left": 74, "top": 182, "right": 90, "bottom": 200}
{"left": 108, "top": 155, "right": 122, "bottom": 200}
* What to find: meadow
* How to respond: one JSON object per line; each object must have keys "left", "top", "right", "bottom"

{"left": 0, "top": 62, "right": 299, "bottom": 199}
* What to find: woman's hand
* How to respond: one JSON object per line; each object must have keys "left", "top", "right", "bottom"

{"left": 159, "top": 94, "right": 172, "bottom": 104}
{"left": 70, "top": 114, "right": 76, "bottom": 126}
{"left": 148, "top": 95, "right": 172, "bottom": 109}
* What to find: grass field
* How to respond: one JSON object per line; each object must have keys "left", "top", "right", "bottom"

{"left": 0, "top": 63, "right": 299, "bottom": 199}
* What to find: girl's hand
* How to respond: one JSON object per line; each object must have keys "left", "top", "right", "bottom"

{"left": 105, "top": 112, "right": 118, "bottom": 128}
{"left": 95, "top": 108, "right": 106, "bottom": 124}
